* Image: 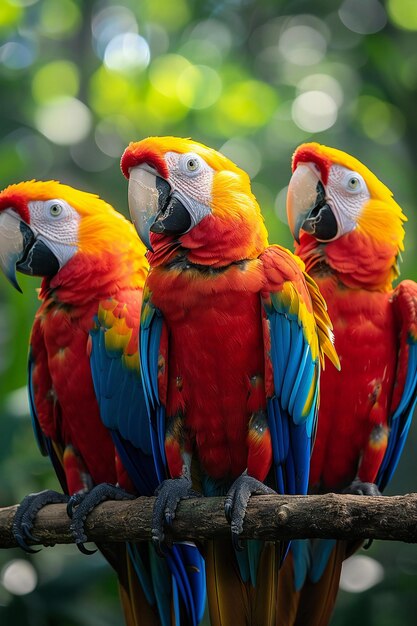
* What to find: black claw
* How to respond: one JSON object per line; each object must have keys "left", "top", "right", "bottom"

{"left": 152, "top": 534, "right": 166, "bottom": 558}
{"left": 232, "top": 533, "right": 244, "bottom": 552}
{"left": 15, "top": 534, "right": 40, "bottom": 554}
{"left": 224, "top": 499, "right": 233, "bottom": 524}
{"left": 66, "top": 492, "right": 86, "bottom": 518}
{"left": 224, "top": 473, "right": 276, "bottom": 549}
{"left": 76, "top": 542, "right": 97, "bottom": 556}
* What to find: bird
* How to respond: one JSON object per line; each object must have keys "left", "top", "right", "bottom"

{"left": 0, "top": 179, "right": 205, "bottom": 626}
{"left": 120, "top": 136, "right": 339, "bottom": 626}
{"left": 280, "top": 142, "right": 417, "bottom": 626}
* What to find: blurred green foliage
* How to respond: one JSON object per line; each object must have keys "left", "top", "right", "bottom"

{"left": 0, "top": 0, "right": 416, "bottom": 624}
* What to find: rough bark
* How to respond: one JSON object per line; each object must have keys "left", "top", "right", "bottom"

{"left": 1, "top": 493, "right": 417, "bottom": 549}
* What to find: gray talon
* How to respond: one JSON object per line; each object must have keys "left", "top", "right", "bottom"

{"left": 13, "top": 490, "right": 69, "bottom": 552}
{"left": 224, "top": 473, "right": 276, "bottom": 550}
{"left": 69, "top": 483, "right": 135, "bottom": 553}
{"left": 152, "top": 475, "right": 201, "bottom": 554}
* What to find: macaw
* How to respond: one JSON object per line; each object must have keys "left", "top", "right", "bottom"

{"left": 280, "top": 142, "right": 417, "bottom": 626}
{"left": 0, "top": 180, "right": 205, "bottom": 626}
{"left": 120, "top": 136, "right": 340, "bottom": 626}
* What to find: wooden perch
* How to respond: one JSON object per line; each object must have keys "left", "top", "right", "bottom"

{"left": 1, "top": 493, "right": 417, "bottom": 549}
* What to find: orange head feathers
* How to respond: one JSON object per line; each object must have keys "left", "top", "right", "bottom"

{"left": 0, "top": 179, "right": 147, "bottom": 293}
{"left": 121, "top": 136, "right": 268, "bottom": 267}
{"left": 287, "top": 142, "right": 406, "bottom": 290}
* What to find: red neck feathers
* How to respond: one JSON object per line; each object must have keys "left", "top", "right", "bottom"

{"left": 296, "top": 230, "right": 398, "bottom": 292}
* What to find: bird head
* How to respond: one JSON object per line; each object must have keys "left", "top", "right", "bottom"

{"left": 121, "top": 136, "right": 268, "bottom": 266}
{"left": 0, "top": 180, "right": 146, "bottom": 292}
{"left": 286, "top": 142, "right": 405, "bottom": 251}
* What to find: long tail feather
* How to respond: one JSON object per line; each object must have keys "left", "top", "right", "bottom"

{"left": 205, "top": 539, "right": 250, "bottom": 626}
{"left": 206, "top": 538, "right": 280, "bottom": 626}
{"left": 277, "top": 540, "right": 347, "bottom": 626}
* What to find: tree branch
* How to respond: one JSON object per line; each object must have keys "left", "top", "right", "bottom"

{"left": 1, "top": 493, "right": 417, "bottom": 549}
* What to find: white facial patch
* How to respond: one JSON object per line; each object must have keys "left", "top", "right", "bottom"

{"left": 28, "top": 199, "right": 80, "bottom": 268}
{"left": 326, "top": 165, "right": 370, "bottom": 237}
{"left": 165, "top": 151, "right": 214, "bottom": 224}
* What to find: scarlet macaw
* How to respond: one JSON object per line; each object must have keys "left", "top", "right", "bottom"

{"left": 280, "top": 143, "right": 417, "bottom": 625}
{"left": 120, "top": 136, "right": 339, "bottom": 626}
{"left": 0, "top": 180, "right": 205, "bottom": 626}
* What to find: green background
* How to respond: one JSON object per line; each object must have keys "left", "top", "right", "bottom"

{"left": 0, "top": 0, "right": 416, "bottom": 624}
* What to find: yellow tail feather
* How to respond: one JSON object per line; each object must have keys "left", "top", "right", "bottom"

{"left": 205, "top": 539, "right": 280, "bottom": 626}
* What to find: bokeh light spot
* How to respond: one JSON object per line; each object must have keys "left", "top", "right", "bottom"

{"left": 1, "top": 560, "right": 37, "bottom": 595}
{"left": 89, "top": 67, "right": 133, "bottom": 117}
{"left": 279, "top": 25, "right": 327, "bottom": 66}
{"left": 149, "top": 54, "right": 191, "bottom": 98}
{"left": 387, "top": 0, "right": 417, "bottom": 30}
{"left": 145, "top": 85, "right": 188, "bottom": 124}
{"left": 218, "top": 80, "right": 278, "bottom": 128}
{"left": 9, "top": 0, "right": 38, "bottom": 5}
{"left": 0, "top": 1, "right": 22, "bottom": 29}
{"left": 92, "top": 5, "right": 138, "bottom": 59}
{"left": 35, "top": 97, "right": 92, "bottom": 145}
{"left": 32, "top": 60, "right": 79, "bottom": 103}
{"left": 104, "top": 34, "right": 150, "bottom": 73}
{"left": 38, "top": 0, "right": 81, "bottom": 38}
{"left": 292, "top": 91, "right": 338, "bottom": 132}
{"left": 340, "top": 555, "right": 384, "bottom": 592}
{"left": 297, "top": 74, "right": 344, "bottom": 107}
{"left": 339, "top": 0, "right": 387, "bottom": 34}
{"left": 177, "top": 65, "right": 222, "bottom": 109}
{"left": 188, "top": 19, "right": 232, "bottom": 57}
{"left": 144, "top": 0, "right": 190, "bottom": 31}
{"left": 5, "top": 386, "right": 29, "bottom": 417}
{"left": 0, "top": 39, "right": 35, "bottom": 69}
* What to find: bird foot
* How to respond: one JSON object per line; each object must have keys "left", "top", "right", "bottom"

{"left": 13, "top": 490, "right": 69, "bottom": 553}
{"left": 68, "top": 483, "right": 135, "bottom": 555}
{"left": 152, "top": 475, "right": 200, "bottom": 555}
{"left": 224, "top": 472, "right": 276, "bottom": 551}
{"left": 343, "top": 479, "right": 381, "bottom": 497}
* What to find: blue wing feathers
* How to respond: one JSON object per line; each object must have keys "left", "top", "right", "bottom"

{"left": 92, "top": 296, "right": 206, "bottom": 626}
{"left": 281, "top": 322, "right": 304, "bottom": 410}
{"left": 264, "top": 296, "right": 319, "bottom": 498}
{"left": 288, "top": 344, "right": 311, "bottom": 418}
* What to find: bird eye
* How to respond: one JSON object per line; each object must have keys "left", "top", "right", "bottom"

{"left": 347, "top": 177, "right": 360, "bottom": 190}
{"left": 180, "top": 153, "right": 203, "bottom": 176}
{"left": 186, "top": 158, "right": 199, "bottom": 172}
{"left": 49, "top": 203, "right": 63, "bottom": 217}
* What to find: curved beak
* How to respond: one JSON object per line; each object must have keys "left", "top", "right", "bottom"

{"left": 128, "top": 165, "right": 192, "bottom": 252}
{"left": 286, "top": 163, "right": 338, "bottom": 243}
{"left": 0, "top": 209, "right": 60, "bottom": 292}
{"left": 0, "top": 210, "right": 32, "bottom": 292}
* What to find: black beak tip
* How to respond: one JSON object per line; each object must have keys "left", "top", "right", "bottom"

{"left": 150, "top": 221, "right": 165, "bottom": 234}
